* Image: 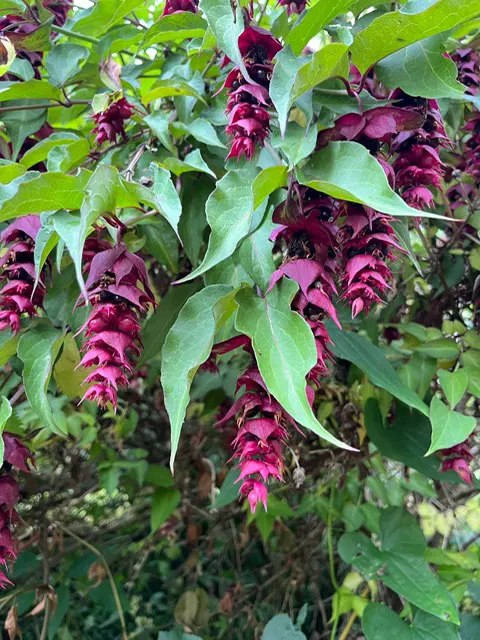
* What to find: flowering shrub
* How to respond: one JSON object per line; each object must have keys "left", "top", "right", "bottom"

{"left": 0, "top": 0, "right": 479, "bottom": 638}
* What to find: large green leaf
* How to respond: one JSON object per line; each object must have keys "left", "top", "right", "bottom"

{"left": 252, "top": 165, "right": 288, "bottom": 210}
{"left": 175, "top": 165, "right": 266, "bottom": 283}
{"left": 161, "top": 285, "right": 235, "bottom": 470}
{"left": 1, "top": 104, "right": 47, "bottom": 160}
{"left": 327, "top": 324, "right": 429, "bottom": 416}
{"left": 263, "top": 614, "right": 307, "bottom": 640}
{"left": 363, "top": 603, "right": 460, "bottom": 639}
{"left": 149, "top": 164, "right": 183, "bottom": 236}
{"left": 140, "top": 282, "right": 202, "bottom": 364}
{"left": 299, "top": 141, "right": 446, "bottom": 219}
{"left": 0, "top": 79, "right": 61, "bottom": 101}
{"left": 19, "top": 133, "right": 80, "bottom": 169}
{"left": 0, "top": 170, "right": 90, "bottom": 220}
{"left": 364, "top": 400, "right": 474, "bottom": 485}
{"left": 55, "top": 165, "right": 118, "bottom": 297}
{"left": 142, "top": 219, "right": 179, "bottom": 274}
{"left": 340, "top": 508, "right": 459, "bottom": 624}
{"left": 271, "top": 123, "right": 317, "bottom": 169}
{"left": 142, "top": 12, "right": 207, "bottom": 48}
{"left": 235, "top": 282, "right": 353, "bottom": 450}
{"left": 235, "top": 215, "right": 275, "bottom": 293}
{"left": 286, "top": 0, "right": 356, "bottom": 55}
{"left": 426, "top": 396, "right": 476, "bottom": 455}
{"left": 174, "top": 119, "right": 226, "bottom": 148}
{"left": 74, "top": 0, "right": 145, "bottom": 37}
{"left": 45, "top": 44, "right": 90, "bottom": 87}
{"left": 270, "top": 44, "right": 349, "bottom": 135}
{"left": 376, "top": 34, "right": 466, "bottom": 99}
{"left": 351, "top": 0, "right": 480, "bottom": 73}
{"left": 17, "top": 322, "right": 65, "bottom": 436}
{"left": 142, "top": 80, "right": 205, "bottom": 106}
{"left": 151, "top": 487, "right": 181, "bottom": 532}
{"left": 144, "top": 112, "right": 177, "bottom": 155}
{"left": 199, "top": 0, "right": 249, "bottom": 80}
{"left": 437, "top": 369, "right": 469, "bottom": 409}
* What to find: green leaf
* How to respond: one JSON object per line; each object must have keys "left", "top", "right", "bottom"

{"left": 252, "top": 165, "right": 288, "bottom": 210}
{"left": 298, "top": 141, "right": 447, "bottom": 219}
{"left": 144, "top": 111, "right": 177, "bottom": 155}
{"left": 376, "top": 34, "right": 466, "bottom": 99}
{"left": 437, "top": 369, "right": 469, "bottom": 408}
{"left": 415, "top": 339, "right": 460, "bottom": 360}
{"left": 33, "top": 223, "right": 59, "bottom": 291}
{"left": 398, "top": 353, "right": 436, "bottom": 400}
{"left": 351, "top": 0, "right": 480, "bottom": 73}
{"left": 8, "top": 17, "right": 53, "bottom": 53}
{"left": 263, "top": 614, "right": 307, "bottom": 640}
{"left": 0, "top": 79, "right": 62, "bottom": 102}
{"left": 149, "top": 164, "right": 182, "bottom": 235}
{"left": 199, "top": 0, "right": 249, "bottom": 80}
{"left": 0, "top": 332, "right": 19, "bottom": 367}
{"left": 0, "top": 170, "right": 90, "bottom": 220}
{"left": 426, "top": 395, "right": 476, "bottom": 455}
{"left": 151, "top": 487, "right": 181, "bottom": 532}
{"left": 235, "top": 282, "right": 352, "bottom": 450}
{"left": 140, "top": 282, "right": 201, "bottom": 364}
{"left": 211, "top": 467, "right": 240, "bottom": 509}
{"left": 142, "top": 80, "right": 206, "bottom": 106}
{"left": 74, "top": 0, "right": 146, "bottom": 37}
{"left": 235, "top": 215, "right": 275, "bottom": 293}
{"left": 142, "top": 218, "right": 179, "bottom": 273}
{"left": 142, "top": 13, "right": 207, "bottom": 48}
{"left": 45, "top": 44, "right": 90, "bottom": 87}
{"left": 19, "top": 133, "right": 80, "bottom": 169}
{"left": 179, "top": 174, "right": 211, "bottom": 266}
{"left": 17, "top": 322, "right": 65, "bottom": 436}
{"left": 53, "top": 333, "right": 88, "bottom": 400}
{"left": 161, "top": 285, "right": 235, "bottom": 470}
{"left": 163, "top": 149, "right": 216, "bottom": 178}
{"left": 340, "top": 508, "right": 459, "bottom": 624}
{"left": 55, "top": 165, "right": 118, "bottom": 297}
{"left": 47, "top": 139, "right": 90, "bottom": 173}
{"left": 365, "top": 400, "right": 469, "bottom": 484}
{"left": 363, "top": 603, "right": 460, "bottom": 639}
{"left": 0, "top": 396, "right": 12, "bottom": 467}
{"left": 271, "top": 122, "right": 317, "bottom": 169}
{"left": 286, "top": 0, "right": 356, "bottom": 55}
{"left": 0, "top": 163, "right": 26, "bottom": 183}
{"left": 1, "top": 104, "right": 47, "bottom": 160}
{"left": 327, "top": 324, "right": 429, "bottom": 416}
{"left": 175, "top": 165, "right": 266, "bottom": 283}
{"left": 270, "top": 44, "right": 349, "bottom": 135}
{"left": 174, "top": 118, "right": 226, "bottom": 148}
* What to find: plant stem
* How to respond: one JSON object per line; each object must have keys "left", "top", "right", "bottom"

{"left": 53, "top": 25, "right": 100, "bottom": 44}
{"left": 338, "top": 585, "right": 370, "bottom": 640}
{"left": 0, "top": 100, "right": 91, "bottom": 114}
{"left": 58, "top": 523, "right": 128, "bottom": 640}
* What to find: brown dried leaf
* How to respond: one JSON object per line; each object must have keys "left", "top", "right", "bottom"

{"left": 100, "top": 56, "right": 122, "bottom": 91}
{"left": 88, "top": 561, "right": 107, "bottom": 588}
{"left": 5, "top": 605, "right": 21, "bottom": 640}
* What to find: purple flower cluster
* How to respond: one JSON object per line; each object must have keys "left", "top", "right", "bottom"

{"left": 78, "top": 244, "right": 155, "bottom": 410}
{"left": 440, "top": 440, "right": 473, "bottom": 485}
{"left": 222, "top": 26, "right": 281, "bottom": 160}
{"left": 213, "top": 338, "right": 294, "bottom": 512}
{"left": 451, "top": 48, "right": 480, "bottom": 96}
{"left": 390, "top": 94, "right": 448, "bottom": 210}
{"left": 0, "top": 217, "right": 45, "bottom": 335}
{"left": 0, "top": 433, "right": 34, "bottom": 589}
{"left": 278, "top": 0, "right": 307, "bottom": 16}
{"left": 339, "top": 206, "right": 403, "bottom": 318}
{"left": 92, "top": 98, "right": 133, "bottom": 145}
{"left": 161, "top": 0, "right": 198, "bottom": 16}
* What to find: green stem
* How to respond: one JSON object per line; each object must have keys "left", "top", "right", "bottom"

{"left": 327, "top": 487, "right": 339, "bottom": 591}
{"left": 53, "top": 25, "right": 99, "bottom": 44}
{"left": 0, "top": 100, "right": 90, "bottom": 114}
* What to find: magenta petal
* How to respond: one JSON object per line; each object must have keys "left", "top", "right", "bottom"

{"left": 307, "top": 288, "right": 342, "bottom": 329}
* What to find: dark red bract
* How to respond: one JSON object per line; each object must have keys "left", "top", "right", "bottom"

{"left": 92, "top": 98, "right": 133, "bottom": 145}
